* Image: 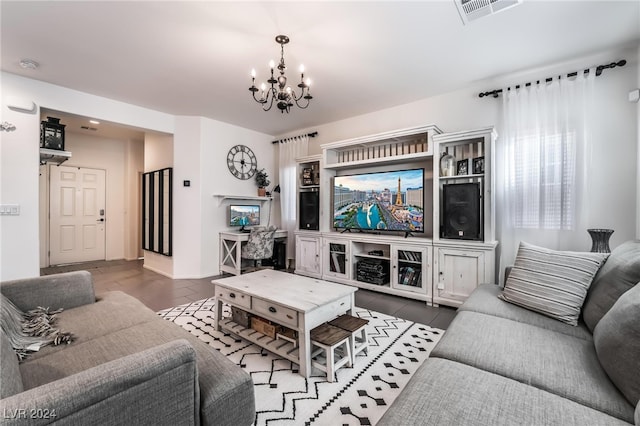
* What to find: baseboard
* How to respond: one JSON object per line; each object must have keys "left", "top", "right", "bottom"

{"left": 142, "top": 264, "right": 174, "bottom": 279}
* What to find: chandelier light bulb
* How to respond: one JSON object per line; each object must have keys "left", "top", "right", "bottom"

{"left": 306, "top": 78, "right": 311, "bottom": 87}
{"left": 286, "top": 86, "right": 292, "bottom": 94}
{"left": 269, "top": 60, "right": 275, "bottom": 70}
{"left": 299, "top": 64, "right": 305, "bottom": 73}
{"left": 260, "top": 83, "right": 266, "bottom": 91}
{"left": 251, "top": 69, "right": 256, "bottom": 78}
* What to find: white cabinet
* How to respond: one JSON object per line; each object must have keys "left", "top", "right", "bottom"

{"left": 433, "top": 127, "right": 496, "bottom": 243}
{"left": 295, "top": 233, "right": 322, "bottom": 278}
{"left": 291, "top": 125, "right": 498, "bottom": 307}
{"left": 391, "top": 244, "right": 432, "bottom": 298}
{"left": 433, "top": 242, "right": 496, "bottom": 307}
{"left": 316, "top": 234, "right": 433, "bottom": 303}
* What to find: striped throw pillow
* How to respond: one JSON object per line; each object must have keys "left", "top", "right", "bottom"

{"left": 499, "top": 242, "right": 608, "bottom": 326}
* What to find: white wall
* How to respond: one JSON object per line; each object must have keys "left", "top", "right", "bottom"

{"left": 143, "top": 133, "right": 174, "bottom": 277}
{"left": 1, "top": 85, "right": 40, "bottom": 280}
{"left": 279, "top": 46, "right": 639, "bottom": 263}
{"left": 124, "top": 139, "right": 144, "bottom": 260}
{"left": 172, "top": 116, "right": 275, "bottom": 279}
{"left": 1, "top": 72, "right": 173, "bottom": 280}
{"left": 3, "top": 45, "right": 636, "bottom": 281}
{"left": 637, "top": 42, "right": 640, "bottom": 239}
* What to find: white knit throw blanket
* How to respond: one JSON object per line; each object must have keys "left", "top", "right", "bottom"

{"left": 0, "top": 294, "right": 74, "bottom": 361}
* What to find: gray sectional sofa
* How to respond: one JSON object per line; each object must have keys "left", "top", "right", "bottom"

{"left": 0, "top": 271, "right": 255, "bottom": 426}
{"left": 380, "top": 240, "right": 640, "bottom": 426}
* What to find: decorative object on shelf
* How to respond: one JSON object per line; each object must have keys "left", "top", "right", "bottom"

{"left": 302, "top": 167, "right": 314, "bottom": 185}
{"left": 1, "top": 122, "right": 16, "bottom": 132}
{"left": 456, "top": 159, "right": 469, "bottom": 176}
{"left": 40, "top": 117, "right": 66, "bottom": 150}
{"left": 472, "top": 156, "right": 485, "bottom": 174}
{"left": 255, "top": 168, "right": 270, "bottom": 197}
{"left": 587, "top": 228, "right": 614, "bottom": 253}
{"left": 440, "top": 151, "right": 456, "bottom": 177}
{"left": 249, "top": 35, "right": 312, "bottom": 113}
{"left": 227, "top": 144, "right": 257, "bottom": 180}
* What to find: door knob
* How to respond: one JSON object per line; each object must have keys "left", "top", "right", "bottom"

{"left": 97, "top": 218, "right": 105, "bottom": 222}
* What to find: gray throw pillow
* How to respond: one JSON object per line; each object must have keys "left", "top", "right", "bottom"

{"left": 593, "top": 282, "right": 640, "bottom": 406}
{"left": 583, "top": 240, "right": 640, "bottom": 332}
{"left": 499, "top": 242, "right": 607, "bottom": 326}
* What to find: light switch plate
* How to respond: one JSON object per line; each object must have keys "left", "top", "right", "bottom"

{"left": 0, "top": 204, "right": 20, "bottom": 215}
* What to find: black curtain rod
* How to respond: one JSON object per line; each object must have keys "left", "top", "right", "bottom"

{"left": 271, "top": 131, "right": 318, "bottom": 144}
{"left": 478, "top": 59, "right": 626, "bottom": 99}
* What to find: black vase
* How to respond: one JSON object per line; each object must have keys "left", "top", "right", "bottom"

{"left": 587, "top": 229, "right": 614, "bottom": 253}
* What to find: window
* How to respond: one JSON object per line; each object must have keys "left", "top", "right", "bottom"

{"left": 509, "top": 131, "right": 576, "bottom": 230}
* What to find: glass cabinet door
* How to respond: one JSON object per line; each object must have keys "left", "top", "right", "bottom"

{"left": 392, "top": 245, "right": 431, "bottom": 295}
{"left": 324, "top": 239, "right": 350, "bottom": 280}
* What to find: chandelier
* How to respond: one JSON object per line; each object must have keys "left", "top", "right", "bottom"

{"left": 249, "top": 35, "right": 312, "bottom": 113}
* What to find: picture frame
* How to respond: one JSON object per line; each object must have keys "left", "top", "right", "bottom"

{"left": 456, "top": 159, "right": 469, "bottom": 176}
{"left": 472, "top": 156, "right": 485, "bottom": 175}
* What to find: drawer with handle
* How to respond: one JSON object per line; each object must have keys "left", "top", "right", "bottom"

{"left": 216, "top": 286, "right": 251, "bottom": 309}
{"left": 252, "top": 298, "right": 298, "bottom": 327}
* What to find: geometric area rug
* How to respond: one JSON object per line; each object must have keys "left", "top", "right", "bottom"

{"left": 158, "top": 298, "right": 444, "bottom": 426}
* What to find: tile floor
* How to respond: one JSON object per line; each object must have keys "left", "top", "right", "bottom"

{"left": 41, "top": 259, "right": 457, "bottom": 329}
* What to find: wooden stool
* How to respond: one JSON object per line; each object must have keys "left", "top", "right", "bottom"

{"left": 310, "top": 323, "right": 352, "bottom": 382}
{"left": 329, "top": 314, "right": 370, "bottom": 360}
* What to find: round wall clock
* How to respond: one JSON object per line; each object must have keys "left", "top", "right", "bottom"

{"left": 227, "top": 144, "right": 258, "bottom": 180}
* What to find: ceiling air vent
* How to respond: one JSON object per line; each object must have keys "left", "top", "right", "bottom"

{"left": 455, "top": 0, "right": 523, "bottom": 25}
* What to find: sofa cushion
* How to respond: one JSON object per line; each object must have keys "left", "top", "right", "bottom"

{"left": 20, "top": 291, "right": 159, "bottom": 362}
{"left": 498, "top": 242, "right": 607, "bottom": 325}
{"left": 460, "top": 284, "right": 593, "bottom": 341}
{"left": 378, "top": 358, "right": 630, "bottom": 426}
{"left": 583, "top": 240, "right": 640, "bottom": 332}
{"left": 594, "top": 282, "right": 640, "bottom": 406}
{"left": 19, "top": 312, "right": 255, "bottom": 426}
{"left": 431, "top": 310, "right": 634, "bottom": 422}
{"left": 0, "top": 328, "right": 23, "bottom": 398}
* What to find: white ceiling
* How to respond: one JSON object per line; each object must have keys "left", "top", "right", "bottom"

{"left": 2, "top": 1, "right": 639, "bottom": 137}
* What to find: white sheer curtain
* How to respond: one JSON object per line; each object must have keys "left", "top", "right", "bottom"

{"left": 496, "top": 70, "right": 595, "bottom": 283}
{"left": 278, "top": 135, "right": 309, "bottom": 262}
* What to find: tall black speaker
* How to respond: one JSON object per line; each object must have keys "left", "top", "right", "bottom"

{"left": 299, "top": 191, "right": 319, "bottom": 230}
{"left": 442, "top": 183, "right": 481, "bottom": 240}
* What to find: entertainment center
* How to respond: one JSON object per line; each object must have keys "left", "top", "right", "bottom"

{"left": 294, "top": 125, "right": 498, "bottom": 307}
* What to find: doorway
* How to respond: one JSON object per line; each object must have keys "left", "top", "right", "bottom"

{"left": 49, "top": 165, "right": 106, "bottom": 265}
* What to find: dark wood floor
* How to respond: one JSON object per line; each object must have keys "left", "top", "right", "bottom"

{"left": 41, "top": 259, "right": 457, "bottom": 329}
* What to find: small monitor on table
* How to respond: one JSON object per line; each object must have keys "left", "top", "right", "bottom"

{"left": 229, "top": 205, "right": 260, "bottom": 232}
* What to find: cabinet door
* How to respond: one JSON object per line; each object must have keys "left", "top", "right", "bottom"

{"left": 323, "top": 238, "right": 350, "bottom": 280}
{"left": 434, "top": 248, "right": 485, "bottom": 306}
{"left": 391, "top": 244, "right": 431, "bottom": 296}
{"left": 295, "top": 235, "right": 322, "bottom": 278}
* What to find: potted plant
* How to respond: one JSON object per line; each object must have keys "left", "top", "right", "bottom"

{"left": 255, "top": 168, "right": 270, "bottom": 196}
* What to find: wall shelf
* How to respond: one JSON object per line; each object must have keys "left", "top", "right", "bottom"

{"left": 213, "top": 194, "right": 272, "bottom": 206}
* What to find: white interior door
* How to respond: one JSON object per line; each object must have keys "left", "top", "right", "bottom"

{"left": 49, "top": 165, "right": 106, "bottom": 265}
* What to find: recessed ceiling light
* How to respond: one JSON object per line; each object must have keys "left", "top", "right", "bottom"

{"left": 19, "top": 59, "right": 39, "bottom": 70}
{"left": 89, "top": 120, "right": 100, "bottom": 125}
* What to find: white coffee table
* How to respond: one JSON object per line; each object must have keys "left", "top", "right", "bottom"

{"left": 212, "top": 269, "right": 357, "bottom": 378}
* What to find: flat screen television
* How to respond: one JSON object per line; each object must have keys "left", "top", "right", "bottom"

{"left": 229, "top": 205, "right": 260, "bottom": 232}
{"left": 333, "top": 168, "right": 425, "bottom": 233}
